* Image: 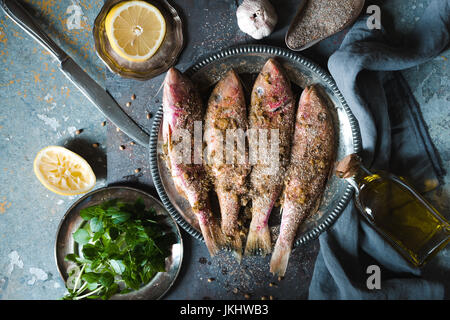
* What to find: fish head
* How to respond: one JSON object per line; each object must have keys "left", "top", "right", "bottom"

{"left": 298, "top": 86, "right": 328, "bottom": 123}
{"left": 253, "top": 59, "right": 293, "bottom": 114}
{"left": 299, "top": 86, "right": 313, "bottom": 104}
{"left": 163, "top": 68, "right": 189, "bottom": 111}
{"left": 218, "top": 69, "right": 243, "bottom": 100}
{"left": 162, "top": 68, "right": 202, "bottom": 128}
{"left": 262, "top": 58, "right": 281, "bottom": 77}
{"left": 210, "top": 69, "right": 245, "bottom": 113}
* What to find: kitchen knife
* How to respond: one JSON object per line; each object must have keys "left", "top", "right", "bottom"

{"left": 0, "top": 0, "right": 150, "bottom": 146}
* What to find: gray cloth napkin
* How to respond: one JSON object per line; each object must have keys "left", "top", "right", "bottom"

{"left": 308, "top": 0, "right": 449, "bottom": 299}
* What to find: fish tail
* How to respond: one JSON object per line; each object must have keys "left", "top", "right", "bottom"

{"left": 222, "top": 217, "right": 243, "bottom": 261}
{"left": 244, "top": 196, "right": 276, "bottom": 256}
{"left": 244, "top": 223, "right": 272, "bottom": 257}
{"left": 217, "top": 191, "right": 243, "bottom": 260}
{"left": 223, "top": 231, "right": 243, "bottom": 262}
{"left": 269, "top": 240, "right": 292, "bottom": 277}
{"left": 270, "top": 202, "right": 299, "bottom": 276}
{"left": 197, "top": 210, "right": 225, "bottom": 256}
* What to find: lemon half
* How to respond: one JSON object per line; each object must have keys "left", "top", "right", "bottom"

{"left": 33, "top": 146, "right": 96, "bottom": 196}
{"left": 105, "top": 0, "right": 166, "bottom": 62}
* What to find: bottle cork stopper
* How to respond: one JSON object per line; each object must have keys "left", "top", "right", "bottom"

{"left": 335, "top": 154, "right": 361, "bottom": 179}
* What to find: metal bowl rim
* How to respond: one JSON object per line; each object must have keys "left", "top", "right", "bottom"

{"left": 54, "top": 185, "right": 183, "bottom": 300}
{"left": 149, "top": 44, "right": 362, "bottom": 247}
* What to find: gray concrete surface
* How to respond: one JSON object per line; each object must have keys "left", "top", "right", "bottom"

{"left": 0, "top": 0, "right": 448, "bottom": 299}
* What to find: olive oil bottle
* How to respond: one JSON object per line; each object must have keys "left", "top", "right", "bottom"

{"left": 337, "top": 154, "right": 450, "bottom": 267}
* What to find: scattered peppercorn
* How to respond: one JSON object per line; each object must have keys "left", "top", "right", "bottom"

{"left": 126, "top": 102, "right": 131, "bottom": 107}
{"left": 131, "top": 94, "right": 136, "bottom": 100}
{"left": 101, "top": 121, "right": 106, "bottom": 127}
{"left": 146, "top": 113, "right": 152, "bottom": 119}
{"left": 119, "top": 145, "right": 125, "bottom": 150}
{"left": 92, "top": 143, "right": 99, "bottom": 148}
{"left": 116, "top": 127, "right": 120, "bottom": 132}
{"left": 207, "top": 278, "right": 215, "bottom": 283}
{"left": 244, "top": 293, "right": 251, "bottom": 299}
{"left": 130, "top": 141, "right": 136, "bottom": 145}
{"left": 134, "top": 168, "right": 141, "bottom": 174}
{"left": 75, "top": 129, "right": 82, "bottom": 135}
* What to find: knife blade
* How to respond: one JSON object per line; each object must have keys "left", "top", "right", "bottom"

{"left": 60, "top": 58, "right": 150, "bottom": 146}
{"left": 1, "top": 0, "right": 150, "bottom": 146}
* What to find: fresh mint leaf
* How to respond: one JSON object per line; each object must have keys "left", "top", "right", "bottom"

{"left": 80, "top": 207, "right": 96, "bottom": 220}
{"left": 74, "top": 257, "right": 92, "bottom": 265}
{"left": 73, "top": 229, "right": 91, "bottom": 245}
{"left": 105, "top": 206, "right": 121, "bottom": 217}
{"left": 90, "top": 216, "right": 103, "bottom": 233}
{"left": 63, "top": 198, "right": 176, "bottom": 300}
{"left": 111, "top": 211, "right": 131, "bottom": 224}
{"left": 109, "top": 227, "right": 119, "bottom": 240}
{"left": 92, "top": 230, "right": 104, "bottom": 242}
{"left": 89, "top": 259, "right": 102, "bottom": 270}
{"left": 109, "top": 259, "right": 126, "bottom": 275}
{"left": 120, "top": 288, "right": 132, "bottom": 294}
{"left": 87, "top": 282, "right": 99, "bottom": 291}
{"left": 102, "top": 283, "right": 119, "bottom": 300}
{"left": 64, "top": 253, "right": 79, "bottom": 262}
{"left": 104, "top": 243, "right": 119, "bottom": 256}
{"left": 82, "top": 244, "right": 99, "bottom": 260}
{"left": 82, "top": 272, "right": 100, "bottom": 284}
{"left": 123, "top": 275, "right": 141, "bottom": 291}
{"left": 99, "top": 272, "right": 114, "bottom": 287}
{"left": 94, "top": 207, "right": 105, "bottom": 216}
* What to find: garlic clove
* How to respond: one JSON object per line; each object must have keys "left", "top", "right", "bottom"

{"left": 236, "top": 0, "right": 278, "bottom": 40}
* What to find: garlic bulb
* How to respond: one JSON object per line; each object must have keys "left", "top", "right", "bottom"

{"left": 236, "top": 0, "right": 278, "bottom": 40}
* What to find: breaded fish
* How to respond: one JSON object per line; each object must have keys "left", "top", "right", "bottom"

{"left": 270, "top": 85, "right": 335, "bottom": 276}
{"left": 245, "top": 59, "right": 296, "bottom": 256}
{"left": 204, "top": 70, "right": 250, "bottom": 259}
{"left": 162, "top": 68, "right": 224, "bottom": 256}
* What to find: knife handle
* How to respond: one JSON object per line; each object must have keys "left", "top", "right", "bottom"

{"left": 1, "top": 0, "right": 68, "bottom": 63}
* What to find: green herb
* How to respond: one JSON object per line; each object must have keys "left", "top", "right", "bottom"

{"left": 62, "top": 198, "right": 175, "bottom": 300}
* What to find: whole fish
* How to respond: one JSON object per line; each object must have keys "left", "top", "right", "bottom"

{"left": 270, "top": 85, "right": 335, "bottom": 276}
{"left": 245, "top": 59, "right": 296, "bottom": 256}
{"left": 204, "top": 70, "right": 250, "bottom": 259}
{"left": 162, "top": 68, "right": 224, "bottom": 256}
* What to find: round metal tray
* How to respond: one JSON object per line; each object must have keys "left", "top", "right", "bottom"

{"left": 55, "top": 186, "right": 183, "bottom": 300}
{"left": 149, "top": 44, "right": 362, "bottom": 248}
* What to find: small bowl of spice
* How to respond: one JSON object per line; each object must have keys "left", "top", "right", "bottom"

{"left": 285, "top": 0, "right": 365, "bottom": 51}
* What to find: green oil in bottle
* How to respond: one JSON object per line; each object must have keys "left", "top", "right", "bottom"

{"left": 338, "top": 154, "right": 450, "bottom": 267}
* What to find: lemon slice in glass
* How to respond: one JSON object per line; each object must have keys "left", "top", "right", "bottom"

{"left": 33, "top": 146, "right": 96, "bottom": 196}
{"left": 105, "top": 0, "right": 166, "bottom": 62}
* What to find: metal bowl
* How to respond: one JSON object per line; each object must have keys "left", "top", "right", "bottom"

{"left": 149, "top": 44, "right": 362, "bottom": 247}
{"left": 93, "top": 0, "right": 184, "bottom": 80}
{"left": 55, "top": 186, "right": 183, "bottom": 300}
